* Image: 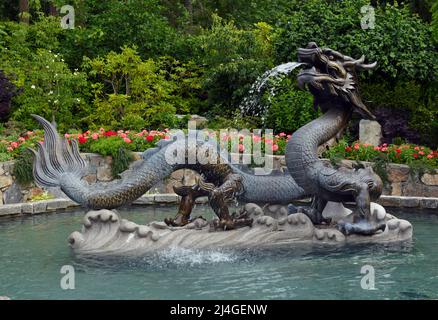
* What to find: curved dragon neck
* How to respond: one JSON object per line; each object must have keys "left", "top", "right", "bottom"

{"left": 286, "top": 107, "right": 351, "bottom": 193}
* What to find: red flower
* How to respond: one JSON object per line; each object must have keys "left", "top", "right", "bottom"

{"left": 345, "top": 146, "right": 352, "bottom": 152}
{"left": 104, "top": 131, "right": 117, "bottom": 137}
{"left": 413, "top": 153, "right": 418, "bottom": 159}
{"left": 396, "top": 149, "right": 401, "bottom": 154}
{"left": 78, "top": 136, "right": 87, "bottom": 144}
{"left": 146, "top": 135, "right": 154, "bottom": 142}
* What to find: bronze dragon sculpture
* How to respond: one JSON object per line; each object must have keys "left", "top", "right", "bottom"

{"left": 29, "top": 42, "right": 385, "bottom": 236}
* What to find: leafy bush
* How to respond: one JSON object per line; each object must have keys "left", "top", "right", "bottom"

{"left": 9, "top": 49, "right": 90, "bottom": 131}
{"left": 12, "top": 150, "right": 34, "bottom": 185}
{"left": 274, "top": 0, "right": 437, "bottom": 82}
{"left": 84, "top": 47, "right": 202, "bottom": 130}
{"left": 200, "top": 15, "right": 274, "bottom": 114}
{"left": 263, "top": 78, "right": 318, "bottom": 134}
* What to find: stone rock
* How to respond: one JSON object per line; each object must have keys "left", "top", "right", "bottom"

{"left": 154, "top": 194, "right": 179, "bottom": 203}
{"left": 97, "top": 164, "right": 113, "bottom": 181}
{"left": 391, "top": 182, "right": 402, "bottom": 196}
{"left": 171, "top": 169, "right": 185, "bottom": 181}
{"left": 421, "top": 172, "right": 438, "bottom": 186}
{"left": 377, "top": 196, "right": 401, "bottom": 207}
{"left": 322, "top": 201, "right": 352, "bottom": 222}
{"left": 400, "top": 197, "right": 420, "bottom": 208}
{"left": 420, "top": 198, "right": 438, "bottom": 209}
{"left": 189, "top": 114, "right": 208, "bottom": 128}
{"left": 133, "top": 195, "right": 155, "bottom": 205}
{"left": 0, "top": 175, "right": 13, "bottom": 189}
{"left": 46, "top": 199, "right": 70, "bottom": 211}
{"left": 21, "top": 203, "right": 34, "bottom": 214}
{"left": 387, "top": 164, "right": 410, "bottom": 183}
{"left": 3, "top": 181, "right": 23, "bottom": 204}
{"left": 83, "top": 174, "right": 97, "bottom": 184}
{"left": 32, "top": 201, "right": 48, "bottom": 214}
{"left": 359, "top": 119, "right": 382, "bottom": 146}
{"left": 182, "top": 170, "right": 199, "bottom": 186}
{"left": 0, "top": 204, "right": 22, "bottom": 216}
{"left": 46, "top": 187, "right": 69, "bottom": 199}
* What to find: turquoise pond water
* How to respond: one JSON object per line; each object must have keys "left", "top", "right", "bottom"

{"left": 0, "top": 205, "right": 437, "bottom": 300}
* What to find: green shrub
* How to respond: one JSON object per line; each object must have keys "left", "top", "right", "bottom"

{"left": 13, "top": 150, "right": 34, "bottom": 185}
{"left": 263, "top": 78, "right": 318, "bottom": 133}
{"left": 274, "top": 0, "right": 437, "bottom": 82}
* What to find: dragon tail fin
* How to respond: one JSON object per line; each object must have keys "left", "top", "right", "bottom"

{"left": 28, "top": 115, "right": 86, "bottom": 188}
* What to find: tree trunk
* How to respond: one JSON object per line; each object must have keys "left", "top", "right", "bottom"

{"left": 19, "top": 0, "right": 29, "bottom": 24}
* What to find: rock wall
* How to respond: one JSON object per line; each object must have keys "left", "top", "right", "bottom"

{"left": 0, "top": 153, "right": 437, "bottom": 205}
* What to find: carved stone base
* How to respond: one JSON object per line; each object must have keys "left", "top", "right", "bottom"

{"left": 68, "top": 203, "right": 412, "bottom": 256}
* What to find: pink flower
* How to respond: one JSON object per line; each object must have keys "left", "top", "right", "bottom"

{"left": 414, "top": 146, "right": 419, "bottom": 151}
{"left": 238, "top": 144, "right": 245, "bottom": 153}
{"left": 373, "top": 146, "right": 380, "bottom": 151}
{"left": 120, "top": 133, "right": 127, "bottom": 138}
{"left": 382, "top": 143, "right": 388, "bottom": 147}
{"left": 123, "top": 138, "right": 132, "bottom": 143}
{"left": 18, "top": 137, "right": 25, "bottom": 142}
{"left": 91, "top": 133, "right": 99, "bottom": 140}
{"left": 10, "top": 142, "right": 18, "bottom": 148}
{"left": 265, "top": 138, "right": 273, "bottom": 145}
{"left": 381, "top": 147, "right": 388, "bottom": 152}
{"left": 354, "top": 143, "right": 360, "bottom": 150}
{"left": 7, "top": 147, "right": 13, "bottom": 152}
{"left": 279, "top": 132, "right": 286, "bottom": 137}
{"left": 64, "top": 133, "right": 70, "bottom": 138}
{"left": 287, "top": 135, "right": 291, "bottom": 139}
{"left": 272, "top": 144, "right": 279, "bottom": 152}
{"left": 363, "top": 143, "right": 370, "bottom": 147}
{"left": 427, "top": 154, "right": 433, "bottom": 159}
{"left": 27, "top": 131, "right": 34, "bottom": 136}
{"left": 419, "top": 151, "right": 425, "bottom": 155}
{"left": 252, "top": 135, "right": 262, "bottom": 143}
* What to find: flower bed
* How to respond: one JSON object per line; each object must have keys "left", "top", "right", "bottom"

{"left": 0, "top": 129, "right": 437, "bottom": 168}
{"left": 323, "top": 140, "right": 438, "bottom": 167}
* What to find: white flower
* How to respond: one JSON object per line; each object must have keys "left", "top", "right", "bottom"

{"left": 31, "top": 85, "right": 36, "bottom": 89}
{"left": 54, "top": 100, "right": 59, "bottom": 104}
{"left": 46, "top": 65, "right": 49, "bottom": 69}
{"left": 48, "top": 91, "right": 53, "bottom": 95}
{"left": 76, "top": 98, "right": 81, "bottom": 102}
{"left": 61, "top": 59, "right": 64, "bottom": 62}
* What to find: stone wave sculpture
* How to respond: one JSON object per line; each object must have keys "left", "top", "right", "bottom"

{"left": 69, "top": 203, "right": 412, "bottom": 256}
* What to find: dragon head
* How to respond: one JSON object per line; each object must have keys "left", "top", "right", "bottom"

{"left": 297, "top": 42, "right": 377, "bottom": 120}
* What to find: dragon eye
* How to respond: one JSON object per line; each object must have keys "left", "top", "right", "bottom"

{"left": 329, "top": 55, "right": 334, "bottom": 60}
